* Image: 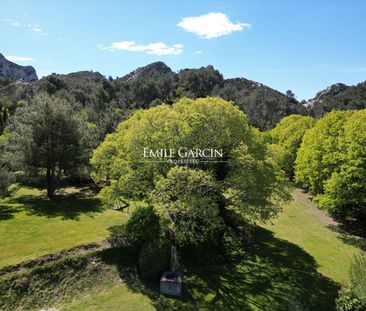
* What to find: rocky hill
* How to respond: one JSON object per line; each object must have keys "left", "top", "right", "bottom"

{"left": 307, "top": 81, "right": 366, "bottom": 117}
{"left": 0, "top": 54, "right": 38, "bottom": 82}
{"left": 6, "top": 56, "right": 366, "bottom": 131}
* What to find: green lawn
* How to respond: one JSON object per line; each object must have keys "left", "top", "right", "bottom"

{"left": 62, "top": 188, "right": 362, "bottom": 311}
{"left": 262, "top": 188, "right": 358, "bottom": 284}
{"left": 0, "top": 186, "right": 127, "bottom": 267}
{"left": 64, "top": 283, "right": 155, "bottom": 311}
{"left": 1, "top": 186, "right": 362, "bottom": 310}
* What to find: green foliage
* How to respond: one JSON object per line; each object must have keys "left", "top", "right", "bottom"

{"left": 212, "top": 78, "right": 306, "bottom": 129}
{"left": 221, "top": 227, "right": 246, "bottom": 261}
{"left": 295, "top": 110, "right": 354, "bottom": 194}
{"left": 295, "top": 109, "right": 366, "bottom": 218}
{"left": 138, "top": 238, "right": 170, "bottom": 279}
{"left": 177, "top": 65, "right": 223, "bottom": 98}
{"left": 152, "top": 166, "right": 224, "bottom": 247}
{"left": 91, "top": 97, "right": 290, "bottom": 230}
{"left": 312, "top": 82, "right": 366, "bottom": 118}
{"left": 269, "top": 114, "right": 315, "bottom": 176}
{"left": 6, "top": 94, "right": 87, "bottom": 198}
{"left": 124, "top": 206, "right": 161, "bottom": 249}
{"left": 315, "top": 110, "right": 366, "bottom": 217}
{"left": 0, "top": 164, "right": 14, "bottom": 197}
{"left": 336, "top": 252, "right": 366, "bottom": 311}
{"left": 350, "top": 252, "right": 366, "bottom": 300}
{"left": 336, "top": 287, "right": 366, "bottom": 311}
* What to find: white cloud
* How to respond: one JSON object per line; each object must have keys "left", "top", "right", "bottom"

{"left": 28, "top": 24, "right": 46, "bottom": 34}
{"left": 5, "top": 19, "right": 46, "bottom": 34}
{"left": 5, "top": 56, "right": 33, "bottom": 62}
{"left": 195, "top": 50, "right": 203, "bottom": 54}
{"left": 177, "top": 12, "right": 251, "bottom": 39}
{"left": 98, "top": 41, "right": 183, "bottom": 56}
{"left": 9, "top": 21, "right": 20, "bottom": 27}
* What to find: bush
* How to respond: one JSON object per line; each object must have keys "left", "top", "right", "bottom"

{"left": 336, "top": 287, "right": 366, "bottom": 311}
{"left": 350, "top": 252, "right": 366, "bottom": 300}
{"left": 124, "top": 206, "right": 161, "bottom": 249}
{"left": 221, "top": 228, "right": 245, "bottom": 261}
{"left": 138, "top": 239, "right": 170, "bottom": 279}
{"left": 0, "top": 165, "right": 14, "bottom": 197}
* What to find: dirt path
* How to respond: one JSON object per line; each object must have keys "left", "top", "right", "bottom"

{"left": 293, "top": 188, "right": 339, "bottom": 226}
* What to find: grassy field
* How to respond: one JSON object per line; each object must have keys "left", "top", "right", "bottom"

{"left": 262, "top": 188, "right": 359, "bottom": 284}
{"left": 61, "top": 188, "right": 362, "bottom": 311}
{"left": 0, "top": 185, "right": 127, "bottom": 267}
{"left": 1, "top": 186, "right": 363, "bottom": 310}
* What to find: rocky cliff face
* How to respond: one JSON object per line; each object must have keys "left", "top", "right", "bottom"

{"left": 307, "top": 83, "right": 349, "bottom": 107}
{"left": 0, "top": 54, "right": 38, "bottom": 82}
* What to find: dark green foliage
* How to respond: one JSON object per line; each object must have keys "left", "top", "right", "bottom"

{"left": 336, "top": 253, "right": 366, "bottom": 310}
{"left": 7, "top": 94, "right": 87, "bottom": 198}
{"left": 221, "top": 227, "right": 246, "bottom": 261}
{"left": 177, "top": 65, "right": 223, "bottom": 98}
{"left": 336, "top": 287, "right": 366, "bottom": 311}
{"left": 0, "top": 164, "right": 14, "bottom": 197}
{"left": 311, "top": 82, "right": 366, "bottom": 118}
{"left": 212, "top": 78, "right": 306, "bottom": 129}
{"left": 124, "top": 206, "right": 161, "bottom": 249}
{"left": 350, "top": 253, "right": 366, "bottom": 301}
{"left": 138, "top": 239, "right": 170, "bottom": 279}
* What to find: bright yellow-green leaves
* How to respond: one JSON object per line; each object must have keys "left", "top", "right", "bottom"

{"left": 269, "top": 114, "right": 315, "bottom": 176}
{"left": 294, "top": 109, "right": 366, "bottom": 217}
{"left": 91, "top": 97, "right": 290, "bottom": 223}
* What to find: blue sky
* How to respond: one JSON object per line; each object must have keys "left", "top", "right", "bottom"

{"left": 1, "top": 0, "right": 366, "bottom": 100}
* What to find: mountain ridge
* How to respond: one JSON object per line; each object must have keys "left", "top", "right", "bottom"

{"left": 0, "top": 54, "right": 38, "bottom": 82}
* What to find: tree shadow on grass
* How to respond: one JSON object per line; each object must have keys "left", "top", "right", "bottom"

{"left": 113, "top": 227, "right": 339, "bottom": 311}
{"left": 0, "top": 203, "right": 21, "bottom": 221}
{"left": 10, "top": 193, "right": 105, "bottom": 221}
{"left": 327, "top": 224, "right": 366, "bottom": 252}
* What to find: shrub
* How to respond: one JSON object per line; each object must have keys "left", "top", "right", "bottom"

{"left": 138, "top": 238, "right": 170, "bottom": 279}
{"left": 221, "top": 228, "right": 245, "bottom": 261}
{"left": 336, "top": 287, "right": 366, "bottom": 311}
{"left": 0, "top": 165, "right": 14, "bottom": 197}
{"left": 350, "top": 252, "right": 366, "bottom": 300}
{"left": 124, "top": 206, "right": 161, "bottom": 249}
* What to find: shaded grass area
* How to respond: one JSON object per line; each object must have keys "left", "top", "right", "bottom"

{"left": 64, "top": 227, "right": 338, "bottom": 311}
{"left": 262, "top": 188, "right": 359, "bottom": 284}
{"left": 0, "top": 186, "right": 127, "bottom": 268}
{"left": 64, "top": 188, "right": 363, "bottom": 310}
{"left": 1, "top": 187, "right": 361, "bottom": 310}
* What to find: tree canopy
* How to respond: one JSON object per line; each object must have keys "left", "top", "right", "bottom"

{"left": 91, "top": 97, "right": 290, "bottom": 235}
{"left": 6, "top": 94, "right": 86, "bottom": 198}
{"left": 269, "top": 114, "right": 315, "bottom": 176}
{"left": 294, "top": 109, "right": 366, "bottom": 219}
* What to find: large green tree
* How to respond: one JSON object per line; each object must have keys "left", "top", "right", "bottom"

{"left": 295, "top": 110, "right": 354, "bottom": 194}
{"left": 269, "top": 114, "right": 315, "bottom": 176}
{"left": 315, "top": 110, "right": 366, "bottom": 217}
{"left": 91, "top": 97, "right": 290, "bottom": 241}
{"left": 7, "top": 94, "right": 84, "bottom": 198}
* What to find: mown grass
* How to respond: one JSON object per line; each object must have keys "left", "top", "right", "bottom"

{"left": 1, "top": 186, "right": 362, "bottom": 310}
{"left": 63, "top": 188, "right": 363, "bottom": 311}
{"left": 0, "top": 185, "right": 129, "bottom": 268}
{"left": 262, "top": 188, "right": 359, "bottom": 284}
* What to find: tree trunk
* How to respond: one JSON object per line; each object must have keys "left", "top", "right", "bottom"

{"left": 46, "top": 164, "right": 55, "bottom": 199}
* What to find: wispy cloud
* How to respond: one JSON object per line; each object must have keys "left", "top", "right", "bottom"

{"left": 333, "top": 67, "right": 366, "bottom": 73}
{"left": 98, "top": 41, "right": 183, "bottom": 56}
{"left": 5, "top": 55, "right": 33, "bottom": 62}
{"left": 195, "top": 50, "right": 203, "bottom": 54}
{"left": 177, "top": 12, "right": 251, "bottom": 39}
{"left": 6, "top": 19, "right": 46, "bottom": 35}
